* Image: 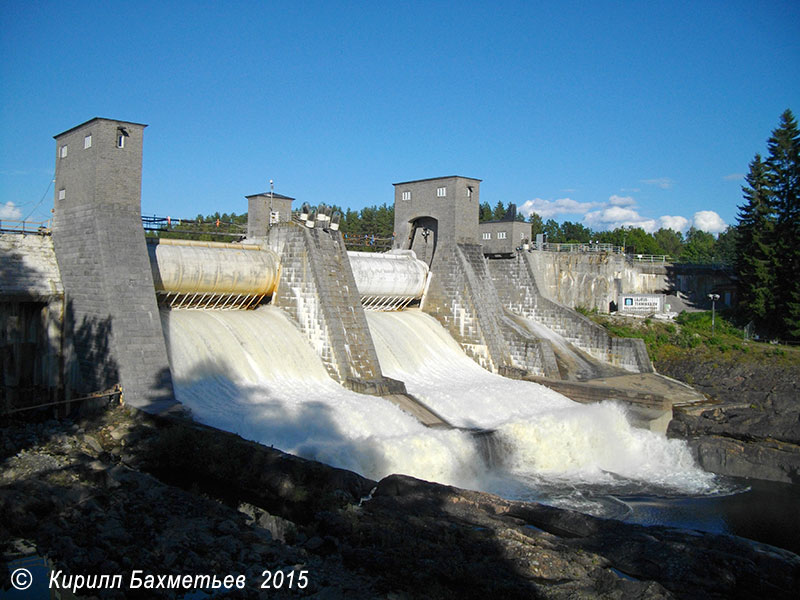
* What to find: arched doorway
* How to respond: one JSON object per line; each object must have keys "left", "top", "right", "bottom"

{"left": 406, "top": 217, "right": 438, "bottom": 267}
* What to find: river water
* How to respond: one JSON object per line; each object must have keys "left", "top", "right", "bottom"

{"left": 160, "top": 306, "right": 799, "bottom": 554}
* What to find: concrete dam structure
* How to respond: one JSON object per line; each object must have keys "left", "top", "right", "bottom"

{"left": 2, "top": 118, "right": 717, "bottom": 506}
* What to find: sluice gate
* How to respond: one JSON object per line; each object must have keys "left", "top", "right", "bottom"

{"left": 147, "top": 238, "right": 280, "bottom": 309}
{"left": 147, "top": 238, "right": 431, "bottom": 312}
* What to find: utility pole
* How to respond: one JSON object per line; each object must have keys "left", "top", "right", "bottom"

{"left": 708, "top": 293, "right": 720, "bottom": 335}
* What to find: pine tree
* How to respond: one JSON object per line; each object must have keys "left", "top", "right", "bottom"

{"left": 766, "top": 109, "right": 800, "bottom": 338}
{"left": 479, "top": 202, "right": 493, "bottom": 223}
{"left": 492, "top": 200, "right": 506, "bottom": 221}
{"left": 735, "top": 153, "right": 776, "bottom": 331}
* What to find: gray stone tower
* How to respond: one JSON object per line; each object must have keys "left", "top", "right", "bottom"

{"left": 52, "top": 118, "right": 176, "bottom": 413}
{"left": 393, "top": 176, "right": 481, "bottom": 266}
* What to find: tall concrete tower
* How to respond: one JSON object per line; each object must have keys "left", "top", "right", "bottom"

{"left": 392, "top": 176, "right": 481, "bottom": 266}
{"left": 52, "top": 118, "right": 176, "bottom": 413}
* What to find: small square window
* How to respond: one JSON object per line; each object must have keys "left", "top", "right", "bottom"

{"left": 482, "top": 232, "right": 491, "bottom": 240}
{"left": 117, "top": 134, "right": 125, "bottom": 148}
{"left": 498, "top": 232, "right": 507, "bottom": 239}
{"left": 58, "top": 189, "right": 66, "bottom": 200}
{"left": 60, "top": 145, "right": 68, "bottom": 158}
{"left": 436, "top": 187, "right": 446, "bottom": 197}
{"left": 84, "top": 134, "right": 92, "bottom": 149}
{"left": 401, "top": 190, "right": 412, "bottom": 201}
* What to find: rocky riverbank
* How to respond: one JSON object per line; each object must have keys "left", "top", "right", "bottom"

{"left": 2, "top": 403, "right": 799, "bottom": 599}
{"left": 659, "top": 355, "right": 800, "bottom": 483}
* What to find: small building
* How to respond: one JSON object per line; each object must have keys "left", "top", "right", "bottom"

{"left": 393, "top": 176, "right": 481, "bottom": 265}
{"left": 479, "top": 205, "right": 531, "bottom": 256}
{"left": 245, "top": 192, "right": 295, "bottom": 240}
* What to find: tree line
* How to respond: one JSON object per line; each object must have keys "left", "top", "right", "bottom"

{"left": 734, "top": 109, "right": 799, "bottom": 339}
{"left": 478, "top": 201, "right": 736, "bottom": 263}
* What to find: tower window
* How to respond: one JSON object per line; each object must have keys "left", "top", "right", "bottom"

{"left": 482, "top": 232, "right": 491, "bottom": 240}
{"left": 116, "top": 127, "right": 129, "bottom": 148}
{"left": 60, "top": 145, "right": 68, "bottom": 158}
{"left": 498, "top": 231, "right": 507, "bottom": 239}
{"left": 436, "top": 186, "right": 446, "bottom": 197}
{"left": 84, "top": 134, "right": 92, "bottom": 149}
{"left": 58, "top": 189, "right": 66, "bottom": 200}
{"left": 401, "top": 190, "right": 412, "bottom": 201}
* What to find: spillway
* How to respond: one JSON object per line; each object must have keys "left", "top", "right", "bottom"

{"left": 162, "top": 304, "right": 720, "bottom": 516}
{"left": 365, "top": 310, "right": 718, "bottom": 499}
{"left": 160, "top": 306, "right": 486, "bottom": 489}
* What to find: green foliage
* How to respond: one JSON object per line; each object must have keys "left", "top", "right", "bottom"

{"left": 588, "top": 311, "right": 800, "bottom": 367}
{"left": 734, "top": 110, "right": 800, "bottom": 340}
{"left": 679, "top": 227, "right": 716, "bottom": 263}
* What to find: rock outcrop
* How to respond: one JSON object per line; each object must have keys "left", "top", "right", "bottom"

{"left": 2, "top": 404, "right": 799, "bottom": 599}
{"left": 660, "top": 356, "right": 800, "bottom": 483}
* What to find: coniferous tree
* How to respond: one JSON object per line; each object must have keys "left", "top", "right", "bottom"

{"left": 479, "top": 202, "right": 493, "bottom": 223}
{"left": 735, "top": 153, "right": 776, "bottom": 331}
{"left": 527, "top": 212, "right": 544, "bottom": 237}
{"left": 766, "top": 110, "right": 800, "bottom": 337}
{"left": 492, "top": 200, "right": 506, "bottom": 220}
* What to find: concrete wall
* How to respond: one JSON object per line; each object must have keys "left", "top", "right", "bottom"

{"left": 489, "top": 253, "right": 653, "bottom": 373}
{"left": 267, "top": 222, "right": 403, "bottom": 394}
{"left": 51, "top": 118, "right": 176, "bottom": 413}
{"left": 524, "top": 250, "right": 736, "bottom": 313}
{"left": 420, "top": 242, "right": 557, "bottom": 376}
{"left": 1, "top": 233, "right": 66, "bottom": 410}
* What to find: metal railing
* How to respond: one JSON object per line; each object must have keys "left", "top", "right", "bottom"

{"left": 0, "top": 219, "right": 51, "bottom": 234}
{"left": 142, "top": 215, "right": 247, "bottom": 240}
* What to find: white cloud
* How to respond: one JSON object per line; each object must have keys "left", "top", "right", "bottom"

{"left": 0, "top": 201, "right": 22, "bottom": 220}
{"left": 518, "top": 197, "right": 600, "bottom": 219}
{"left": 519, "top": 191, "right": 721, "bottom": 235}
{"left": 692, "top": 210, "right": 727, "bottom": 234}
{"left": 584, "top": 205, "right": 659, "bottom": 232}
{"left": 608, "top": 194, "right": 636, "bottom": 207}
{"left": 657, "top": 215, "right": 690, "bottom": 231}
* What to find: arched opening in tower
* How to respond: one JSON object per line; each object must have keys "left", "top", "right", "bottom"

{"left": 407, "top": 217, "right": 438, "bottom": 267}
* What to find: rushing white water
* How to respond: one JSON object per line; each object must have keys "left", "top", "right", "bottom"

{"left": 366, "top": 310, "right": 716, "bottom": 496}
{"left": 160, "top": 307, "right": 486, "bottom": 489}
{"left": 161, "top": 305, "right": 719, "bottom": 515}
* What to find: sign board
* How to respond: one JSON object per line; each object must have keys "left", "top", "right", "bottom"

{"left": 617, "top": 294, "right": 665, "bottom": 314}
{"left": 269, "top": 210, "right": 280, "bottom": 225}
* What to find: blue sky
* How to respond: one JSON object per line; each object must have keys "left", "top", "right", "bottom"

{"left": 1, "top": 1, "right": 798, "bottom": 235}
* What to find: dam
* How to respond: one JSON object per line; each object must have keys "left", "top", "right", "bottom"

{"left": 1, "top": 117, "right": 718, "bottom": 513}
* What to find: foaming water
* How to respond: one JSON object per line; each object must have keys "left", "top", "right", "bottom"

{"left": 366, "top": 310, "right": 721, "bottom": 501}
{"left": 162, "top": 305, "right": 727, "bottom": 519}
{"left": 161, "top": 307, "right": 485, "bottom": 489}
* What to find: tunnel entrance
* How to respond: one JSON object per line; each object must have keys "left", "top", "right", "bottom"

{"left": 407, "top": 217, "right": 438, "bottom": 267}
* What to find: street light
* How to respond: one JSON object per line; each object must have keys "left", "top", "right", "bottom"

{"left": 708, "top": 293, "right": 720, "bottom": 335}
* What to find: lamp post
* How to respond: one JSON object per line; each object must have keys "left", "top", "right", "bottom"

{"left": 269, "top": 179, "right": 274, "bottom": 228}
{"left": 708, "top": 293, "right": 720, "bottom": 335}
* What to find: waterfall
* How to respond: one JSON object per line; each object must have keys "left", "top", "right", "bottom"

{"left": 161, "top": 305, "right": 720, "bottom": 515}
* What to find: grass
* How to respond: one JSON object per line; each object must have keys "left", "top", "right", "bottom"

{"left": 585, "top": 310, "right": 800, "bottom": 367}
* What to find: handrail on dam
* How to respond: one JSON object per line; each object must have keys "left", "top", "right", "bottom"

{"left": 0, "top": 219, "right": 51, "bottom": 235}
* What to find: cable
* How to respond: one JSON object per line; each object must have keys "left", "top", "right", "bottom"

{"left": 22, "top": 174, "right": 55, "bottom": 221}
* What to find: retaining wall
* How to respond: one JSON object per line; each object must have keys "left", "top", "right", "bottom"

{"left": 488, "top": 254, "right": 653, "bottom": 373}
{"left": 267, "top": 222, "right": 403, "bottom": 394}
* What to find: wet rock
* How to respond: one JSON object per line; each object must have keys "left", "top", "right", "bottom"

{"left": 662, "top": 356, "right": 800, "bottom": 483}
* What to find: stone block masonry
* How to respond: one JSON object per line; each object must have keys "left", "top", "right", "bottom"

{"left": 489, "top": 253, "right": 653, "bottom": 374}
{"left": 422, "top": 243, "right": 557, "bottom": 376}
{"left": 51, "top": 118, "right": 177, "bottom": 413}
{"left": 267, "top": 222, "right": 403, "bottom": 394}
